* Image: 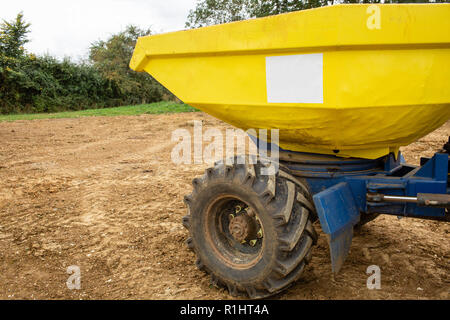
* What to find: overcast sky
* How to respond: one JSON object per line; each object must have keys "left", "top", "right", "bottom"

{"left": 1, "top": 0, "right": 198, "bottom": 61}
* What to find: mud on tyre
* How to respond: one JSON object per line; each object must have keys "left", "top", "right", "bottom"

{"left": 182, "top": 156, "right": 318, "bottom": 299}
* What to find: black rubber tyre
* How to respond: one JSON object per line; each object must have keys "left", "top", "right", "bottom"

{"left": 182, "top": 156, "right": 318, "bottom": 299}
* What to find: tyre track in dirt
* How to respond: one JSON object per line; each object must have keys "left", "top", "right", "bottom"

{"left": 0, "top": 114, "right": 448, "bottom": 299}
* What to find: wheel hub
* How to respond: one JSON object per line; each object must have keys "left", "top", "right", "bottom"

{"left": 228, "top": 214, "right": 257, "bottom": 242}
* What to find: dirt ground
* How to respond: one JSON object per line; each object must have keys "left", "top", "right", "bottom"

{"left": 0, "top": 113, "right": 448, "bottom": 300}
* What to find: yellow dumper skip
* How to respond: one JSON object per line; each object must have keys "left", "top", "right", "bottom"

{"left": 130, "top": 4, "right": 450, "bottom": 159}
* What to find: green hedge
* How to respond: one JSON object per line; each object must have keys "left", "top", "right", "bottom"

{"left": 0, "top": 14, "right": 170, "bottom": 115}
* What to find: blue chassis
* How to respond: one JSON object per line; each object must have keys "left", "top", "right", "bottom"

{"left": 254, "top": 137, "right": 449, "bottom": 272}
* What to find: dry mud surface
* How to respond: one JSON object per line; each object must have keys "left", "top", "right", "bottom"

{"left": 0, "top": 114, "right": 448, "bottom": 300}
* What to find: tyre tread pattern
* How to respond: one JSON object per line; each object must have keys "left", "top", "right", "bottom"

{"left": 183, "top": 156, "right": 317, "bottom": 299}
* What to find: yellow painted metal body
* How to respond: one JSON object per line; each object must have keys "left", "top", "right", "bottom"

{"left": 130, "top": 4, "right": 450, "bottom": 159}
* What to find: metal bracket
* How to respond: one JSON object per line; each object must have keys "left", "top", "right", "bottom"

{"left": 313, "top": 182, "right": 360, "bottom": 273}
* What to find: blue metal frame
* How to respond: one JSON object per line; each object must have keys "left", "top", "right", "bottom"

{"left": 297, "top": 152, "right": 448, "bottom": 272}
{"left": 252, "top": 135, "right": 449, "bottom": 272}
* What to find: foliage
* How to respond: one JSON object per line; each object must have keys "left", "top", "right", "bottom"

{"left": 0, "top": 14, "right": 170, "bottom": 115}
{"left": 248, "top": 0, "right": 325, "bottom": 18}
{"left": 89, "top": 25, "right": 171, "bottom": 105}
{"left": 0, "top": 12, "right": 30, "bottom": 59}
{"left": 0, "top": 53, "right": 120, "bottom": 114}
{"left": 186, "top": 0, "right": 449, "bottom": 28}
{"left": 186, "top": 0, "right": 251, "bottom": 28}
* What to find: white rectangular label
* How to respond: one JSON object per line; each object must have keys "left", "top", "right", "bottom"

{"left": 266, "top": 53, "right": 323, "bottom": 104}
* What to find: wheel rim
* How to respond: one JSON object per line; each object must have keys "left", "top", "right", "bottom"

{"left": 204, "top": 195, "right": 264, "bottom": 269}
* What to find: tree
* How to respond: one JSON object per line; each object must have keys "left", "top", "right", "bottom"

{"left": 186, "top": 0, "right": 251, "bottom": 28}
{"left": 248, "top": 0, "right": 323, "bottom": 18}
{"left": 0, "top": 12, "right": 31, "bottom": 59}
{"left": 0, "top": 15, "right": 167, "bottom": 114}
{"left": 89, "top": 25, "right": 168, "bottom": 104}
{"left": 0, "top": 13, "right": 32, "bottom": 113}
{"left": 186, "top": 0, "right": 449, "bottom": 28}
